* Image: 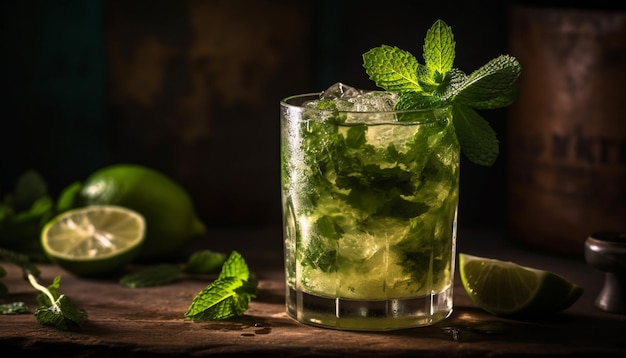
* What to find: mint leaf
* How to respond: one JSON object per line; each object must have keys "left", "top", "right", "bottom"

{"left": 363, "top": 45, "right": 421, "bottom": 92}
{"left": 184, "top": 251, "right": 256, "bottom": 321}
{"left": 423, "top": 19, "right": 455, "bottom": 85}
{"left": 0, "top": 247, "right": 40, "bottom": 277}
{"left": 32, "top": 275, "right": 88, "bottom": 330}
{"left": 395, "top": 91, "right": 443, "bottom": 110}
{"left": 463, "top": 85, "right": 519, "bottom": 110}
{"left": 452, "top": 103, "right": 499, "bottom": 166}
{"left": 55, "top": 181, "right": 83, "bottom": 213}
{"left": 438, "top": 68, "right": 468, "bottom": 100}
{"left": 394, "top": 220, "right": 453, "bottom": 290}
{"left": 184, "top": 276, "right": 254, "bottom": 321}
{"left": 12, "top": 170, "right": 47, "bottom": 211}
{"left": 0, "top": 302, "right": 29, "bottom": 314}
{"left": 0, "top": 172, "right": 55, "bottom": 261}
{"left": 35, "top": 294, "right": 86, "bottom": 330}
{"left": 35, "top": 294, "right": 87, "bottom": 330}
{"left": 118, "top": 250, "right": 228, "bottom": 288}
{"left": 0, "top": 248, "right": 34, "bottom": 301}
{"left": 119, "top": 264, "right": 181, "bottom": 288}
{"left": 0, "top": 249, "right": 86, "bottom": 329}
{"left": 301, "top": 217, "right": 340, "bottom": 272}
{"left": 184, "top": 250, "right": 227, "bottom": 275}
{"left": 217, "top": 251, "right": 250, "bottom": 281}
{"left": 452, "top": 55, "right": 521, "bottom": 109}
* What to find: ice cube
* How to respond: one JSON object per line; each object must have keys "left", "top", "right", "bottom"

{"left": 366, "top": 124, "right": 418, "bottom": 149}
{"left": 350, "top": 91, "right": 398, "bottom": 112}
{"left": 308, "top": 83, "right": 401, "bottom": 123}
{"left": 338, "top": 231, "right": 380, "bottom": 261}
{"left": 302, "top": 83, "right": 360, "bottom": 114}
{"left": 321, "top": 82, "right": 398, "bottom": 113}
{"left": 320, "top": 82, "right": 363, "bottom": 100}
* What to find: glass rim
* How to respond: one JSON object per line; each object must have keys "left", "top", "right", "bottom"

{"left": 280, "top": 92, "right": 452, "bottom": 115}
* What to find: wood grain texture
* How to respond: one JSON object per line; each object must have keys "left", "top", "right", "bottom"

{"left": 1, "top": 229, "right": 625, "bottom": 357}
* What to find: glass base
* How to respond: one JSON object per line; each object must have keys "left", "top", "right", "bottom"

{"left": 286, "top": 286, "right": 453, "bottom": 331}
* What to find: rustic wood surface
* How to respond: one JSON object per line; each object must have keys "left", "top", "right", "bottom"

{"left": 1, "top": 228, "right": 625, "bottom": 357}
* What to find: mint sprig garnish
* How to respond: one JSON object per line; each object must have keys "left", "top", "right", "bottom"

{"left": 363, "top": 19, "right": 521, "bottom": 166}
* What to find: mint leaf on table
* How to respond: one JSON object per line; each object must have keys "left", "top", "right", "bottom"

{"left": 33, "top": 275, "right": 87, "bottom": 330}
{"left": 118, "top": 250, "right": 227, "bottom": 288}
{"left": 184, "top": 251, "right": 257, "bottom": 321}
{"left": 119, "top": 264, "right": 182, "bottom": 288}
{"left": 118, "top": 250, "right": 255, "bottom": 319}
{"left": 0, "top": 248, "right": 87, "bottom": 330}
{"left": 0, "top": 301, "right": 29, "bottom": 314}
{"left": 0, "top": 257, "right": 28, "bottom": 313}
{"left": 362, "top": 19, "right": 521, "bottom": 166}
{"left": 183, "top": 250, "right": 227, "bottom": 275}
{"left": 185, "top": 276, "right": 253, "bottom": 320}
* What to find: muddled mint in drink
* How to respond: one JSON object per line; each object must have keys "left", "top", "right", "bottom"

{"left": 282, "top": 84, "right": 459, "bottom": 300}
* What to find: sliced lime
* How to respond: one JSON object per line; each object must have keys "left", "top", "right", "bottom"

{"left": 41, "top": 205, "right": 145, "bottom": 277}
{"left": 459, "top": 253, "right": 583, "bottom": 317}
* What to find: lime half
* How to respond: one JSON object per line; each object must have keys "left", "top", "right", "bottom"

{"left": 42, "top": 205, "right": 146, "bottom": 277}
{"left": 459, "top": 253, "right": 583, "bottom": 317}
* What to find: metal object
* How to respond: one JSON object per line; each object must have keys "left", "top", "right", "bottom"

{"left": 584, "top": 232, "right": 626, "bottom": 313}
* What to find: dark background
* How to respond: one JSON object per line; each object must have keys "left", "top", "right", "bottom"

{"left": 1, "top": 1, "right": 623, "bottom": 248}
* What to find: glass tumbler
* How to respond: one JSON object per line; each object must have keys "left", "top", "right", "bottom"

{"left": 280, "top": 93, "right": 460, "bottom": 331}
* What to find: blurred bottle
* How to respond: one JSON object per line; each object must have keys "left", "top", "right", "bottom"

{"left": 507, "top": 3, "right": 626, "bottom": 257}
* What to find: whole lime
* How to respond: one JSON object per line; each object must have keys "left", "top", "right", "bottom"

{"left": 75, "top": 164, "right": 206, "bottom": 261}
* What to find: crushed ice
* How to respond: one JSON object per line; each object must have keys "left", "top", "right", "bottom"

{"left": 305, "top": 83, "right": 399, "bottom": 123}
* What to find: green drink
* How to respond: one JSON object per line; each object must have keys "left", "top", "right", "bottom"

{"left": 281, "top": 88, "right": 460, "bottom": 330}
{"left": 280, "top": 20, "right": 521, "bottom": 331}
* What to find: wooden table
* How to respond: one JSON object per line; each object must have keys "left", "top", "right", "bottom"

{"left": 1, "top": 228, "right": 625, "bottom": 357}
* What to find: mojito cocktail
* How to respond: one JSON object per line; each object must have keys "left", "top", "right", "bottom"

{"left": 280, "top": 19, "right": 520, "bottom": 330}
{"left": 281, "top": 85, "right": 460, "bottom": 330}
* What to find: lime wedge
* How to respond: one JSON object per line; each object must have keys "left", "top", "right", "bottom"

{"left": 41, "top": 205, "right": 146, "bottom": 277}
{"left": 459, "top": 253, "right": 583, "bottom": 317}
